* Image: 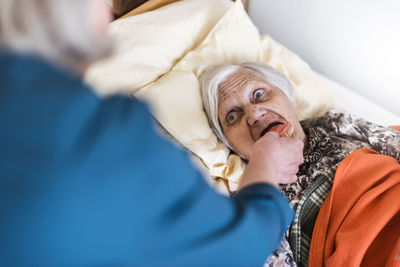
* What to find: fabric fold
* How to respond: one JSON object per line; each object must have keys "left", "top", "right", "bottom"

{"left": 308, "top": 148, "right": 400, "bottom": 267}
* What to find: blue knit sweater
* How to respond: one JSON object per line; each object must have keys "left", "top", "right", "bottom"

{"left": 0, "top": 51, "right": 293, "bottom": 267}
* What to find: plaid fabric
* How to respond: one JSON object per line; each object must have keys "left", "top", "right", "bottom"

{"left": 289, "top": 168, "right": 337, "bottom": 267}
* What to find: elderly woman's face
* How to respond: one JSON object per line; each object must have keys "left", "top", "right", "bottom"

{"left": 218, "top": 68, "right": 306, "bottom": 159}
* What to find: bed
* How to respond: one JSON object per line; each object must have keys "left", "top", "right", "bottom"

{"left": 103, "top": 0, "right": 400, "bottom": 127}
{"left": 86, "top": 1, "right": 400, "bottom": 265}
{"left": 89, "top": 0, "right": 400, "bottom": 194}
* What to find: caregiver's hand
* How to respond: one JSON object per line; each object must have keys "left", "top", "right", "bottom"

{"left": 239, "top": 132, "right": 304, "bottom": 190}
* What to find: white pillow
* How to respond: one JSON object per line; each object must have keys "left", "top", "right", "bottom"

{"left": 86, "top": 0, "right": 232, "bottom": 95}
{"left": 87, "top": 0, "right": 335, "bottom": 192}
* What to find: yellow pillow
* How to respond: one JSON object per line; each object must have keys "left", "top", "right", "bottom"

{"left": 86, "top": 0, "right": 233, "bottom": 95}
{"left": 87, "top": 0, "right": 334, "bottom": 193}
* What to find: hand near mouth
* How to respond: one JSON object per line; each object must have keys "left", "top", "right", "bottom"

{"left": 239, "top": 131, "right": 304, "bottom": 189}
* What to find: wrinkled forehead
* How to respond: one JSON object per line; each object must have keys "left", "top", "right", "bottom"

{"left": 218, "top": 68, "right": 266, "bottom": 104}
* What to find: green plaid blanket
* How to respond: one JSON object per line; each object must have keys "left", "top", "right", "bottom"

{"left": 289, "top": 166, "right": 337, "bottom": 267}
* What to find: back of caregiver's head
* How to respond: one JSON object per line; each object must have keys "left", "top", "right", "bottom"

{"left": 0, "top": 0, "right": 113, "bottom": 74}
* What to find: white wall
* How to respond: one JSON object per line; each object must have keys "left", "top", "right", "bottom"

{"left": 248, "top": 0, "right": 400, "bottom": 116}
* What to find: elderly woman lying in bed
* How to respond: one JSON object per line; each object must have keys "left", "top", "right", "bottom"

{"left": 201, "top": 62, "right": 400, "bottom": 267}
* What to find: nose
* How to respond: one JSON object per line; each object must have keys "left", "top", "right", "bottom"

{"left": 246, "top": 106, "right": 266, "bottom": 126}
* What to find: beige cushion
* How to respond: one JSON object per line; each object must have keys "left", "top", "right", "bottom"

{"left": 87, "top": 0, "right": 334, "bottom": 193}
{"left": 86, "top": 0, "right": 232, "bottom": 95}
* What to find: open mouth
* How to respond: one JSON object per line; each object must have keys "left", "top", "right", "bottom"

{"left": 260, "top": 121, "right": 284, "bottom": 138}
{"left": 259, "top": 122, "right": 295, "bottom": 139}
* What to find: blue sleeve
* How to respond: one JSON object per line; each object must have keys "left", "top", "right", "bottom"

{"left": 0, "top": 94, "right": 293, "bottom": 267}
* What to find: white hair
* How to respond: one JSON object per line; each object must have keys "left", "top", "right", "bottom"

{"left": 200, "top": 62, "right": 293, "bottom": 148}
{"left": 0, "top": 0, "right": 112, "bottom": 73}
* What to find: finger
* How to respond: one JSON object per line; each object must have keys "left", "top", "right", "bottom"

{"left": 279, "top": 173, "right": 298, "bottom": 184}
{"left": 262, "top": 131, "right": 279, "bottom": 140}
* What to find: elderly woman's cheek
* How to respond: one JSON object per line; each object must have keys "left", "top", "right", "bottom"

{"left": 225, "top": 130, "right": 251, "bottom": 159}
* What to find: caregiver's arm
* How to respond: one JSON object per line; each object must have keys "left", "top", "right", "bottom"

{"left": 0, "top": 92, "right": 293, "bottom": 267}
{"left": 102, "top": 97, "right": 295, "bottom": 266}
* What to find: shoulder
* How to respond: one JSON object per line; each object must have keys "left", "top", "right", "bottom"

{"left": 302, "top": 109, "right": 399, "bottom": 142}
{"left": 302, "top": 109, "right": 364, "bottom": 135}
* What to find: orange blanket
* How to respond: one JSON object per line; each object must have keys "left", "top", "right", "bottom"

{"left": 308, "top": 148, "right": 400, "bottom": 267}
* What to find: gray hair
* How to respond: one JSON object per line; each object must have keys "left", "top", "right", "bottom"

{"left": 0, "top": 0, "right": 112, "bottom": 73}
{"left": 200, "top": 61, "right": 293, "bottom": 149}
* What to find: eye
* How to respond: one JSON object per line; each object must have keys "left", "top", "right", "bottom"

{"left": 226, "top": 111, "right": 239, "bottom": 124}
{"left": 253, "top": 89, "right": 264, "bottom": 100}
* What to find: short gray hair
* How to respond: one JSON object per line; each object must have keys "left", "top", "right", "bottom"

{"left": 0, "top": 0, "right": 112, "bottom": 73}
{"left": 200, "top": 61, "right": 293, "bottom": 148}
